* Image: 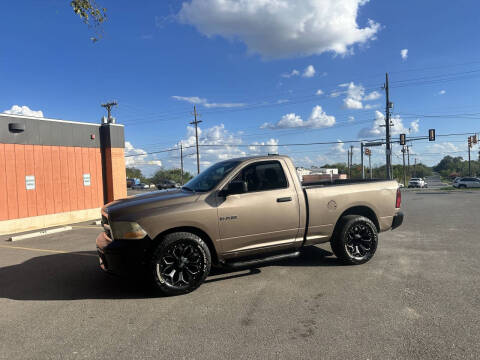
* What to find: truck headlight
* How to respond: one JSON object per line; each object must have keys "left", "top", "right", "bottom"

{"left": 110, "top": 221, "right": 147, "bottom": 240}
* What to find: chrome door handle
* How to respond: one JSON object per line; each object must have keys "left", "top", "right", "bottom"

{"left": 277, "top": 197, "right": 292, "bottom": 203}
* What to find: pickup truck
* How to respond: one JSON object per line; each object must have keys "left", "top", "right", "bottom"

{"left": 97, "top": 155, "right": 403, "bottom": 296}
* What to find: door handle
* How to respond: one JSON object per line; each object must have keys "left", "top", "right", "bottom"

{"left": 277, "top": 197, "right": 292, "bottom": 203}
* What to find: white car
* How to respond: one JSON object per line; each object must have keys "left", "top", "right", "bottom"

{"left": 408, "top": 178, "right": 425, "bottom": 188}
{"left": 453, "top": 177, "right": 480, "bottom": 189}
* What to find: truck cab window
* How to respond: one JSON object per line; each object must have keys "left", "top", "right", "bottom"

{"left": 234, "top": 161, "right": 288, "bottom": 192}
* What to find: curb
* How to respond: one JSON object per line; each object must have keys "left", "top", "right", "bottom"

{"left": 9, "top": 226, "right": 73, "bottom": 242}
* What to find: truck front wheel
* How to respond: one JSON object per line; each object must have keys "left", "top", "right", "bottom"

{"left": 150, "top": 232, "right": 211, "bottom": 296}
{"left": 330, "top": 215, "right": 378, "bottom": 265}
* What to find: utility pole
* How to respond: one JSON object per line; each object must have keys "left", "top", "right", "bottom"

{"left": 190, "top": 105, "right": 202, "bottom": 174}
{"left": 383, "top": 73, "right": 392, "bottom": 180}
{"left": 101, "top": 101, "right": 118, "bottom": 123}
{"left": 402, "top": 146, "right": 407, "bottom": 186}
{"left": 347, "top": 148, "right": 351, "bottom": 178}
{"left": 468, "top": 136, "right": 472, "bottom": 176}
{"left": 414, "top": 158, "right": 417, "bottom": 177}
{"left": 349, "top": 146, "right": 354, "bottom": 178}
{"left": 361, "top": 142, "right": 365, "bottom": 179}
{"left": 180, "top": 143, "right": 184, "bottom": 185}
{"left": 369, "top": 153, "right": 372, "bottom": 179}
{"left": 406, "top": 145, "right": 411, "bottom": 177}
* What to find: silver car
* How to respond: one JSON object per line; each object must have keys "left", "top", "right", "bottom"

{"left": 453, "top": 177, "right": 480, "bottom": 189}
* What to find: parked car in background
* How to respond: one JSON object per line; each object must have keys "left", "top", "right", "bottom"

{"left": 156, "top": 179, "right": 179, "bottom": 190}
{"left": 132, "top": 183, "right": 150, "bottom": 190}
{"left": 453, "top": 177, "right": 480, "bottom": 188}
{"left": 453, "top": 177, "right": 461, "bottom": 184}
{"left": 126, "top": 178, "right": 135, "bottom": 188}
{"left": 408, "top": 178, "right": 425, "bottom": 188}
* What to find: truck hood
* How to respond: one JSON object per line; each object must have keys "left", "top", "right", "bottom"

{"left": 104, "top": 189, "right": 199, "bottom": 220}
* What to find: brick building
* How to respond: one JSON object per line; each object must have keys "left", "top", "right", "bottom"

{"left": 0, "top": 113, "right": 127, "bottom": 235}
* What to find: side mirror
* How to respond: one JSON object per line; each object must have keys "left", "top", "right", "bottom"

{"left": 219, "top": 180, "right": 247, "bottom": 197}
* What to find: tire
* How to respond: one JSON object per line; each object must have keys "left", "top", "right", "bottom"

{"left": 150, "top": 232, "right": 211, "bottom": 296}
{"left": 330, "top": 215, "right": 378, "bottom": 265}
{"left": 459, "top": 184, "right": 467, "bottom": 189}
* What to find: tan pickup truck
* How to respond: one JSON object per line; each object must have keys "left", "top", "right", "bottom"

{"left": 97, "top": 155, "right": 403, "bottom": 295}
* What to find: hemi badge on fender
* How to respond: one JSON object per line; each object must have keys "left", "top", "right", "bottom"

{"left": 219, "top": 216, "right": 238, "bottom": 221}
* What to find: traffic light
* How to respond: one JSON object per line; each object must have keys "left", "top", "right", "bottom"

{"left": 400, "top": 133, "right": 406, "bottom": 145}
{"left": 428, "top": 129, "right": 435, "bottom": 141}
{"left": 473, "top": 134, "right": 478, "bottom": 144}
{"left": 468, "top": 136, "right": 472, "bottom": 148}
{"left": 365, "top": 148, "right": 371, "bottom": 156}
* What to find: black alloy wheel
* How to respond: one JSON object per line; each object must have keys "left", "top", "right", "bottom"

{"left": 158, "top": 241, "right": 203, "bottom": 288}
{"left": 330, "top": 215, "right": 378, "bottom": 265}
{"left": 345, "top": 223, "right": 375, "bottom": 260}
{"left": 150, "top": 232, "right": 211, "bottom": 296}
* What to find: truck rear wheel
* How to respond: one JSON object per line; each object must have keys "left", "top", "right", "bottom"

{"left": 330, "top": 215, "right": 378, "bottom": 265}
{"left": 150, "top": 232, "right": 211, "bottom": 296}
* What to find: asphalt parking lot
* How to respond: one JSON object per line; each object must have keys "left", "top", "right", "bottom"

{"left": 1, "top": 190, "right": 479, "bottom": 360}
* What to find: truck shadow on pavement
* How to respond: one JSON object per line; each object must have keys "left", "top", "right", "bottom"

{"left": 0, "top": 246, "right": 338, "bottom": 301}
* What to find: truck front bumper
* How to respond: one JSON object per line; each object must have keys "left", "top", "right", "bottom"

{"left": 391, "top": 211, "right": 404, "bottom": 230}
{"left": 96, "top": 232, "right": 149, "bottom": 276}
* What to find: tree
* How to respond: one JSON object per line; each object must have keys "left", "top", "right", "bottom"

{"left": 150, "top": 168, "right": 194, "bottom": 185}
{"left": 70, "top": 0, "right": 107, "bottom": 42}
{"left": 126, "top": 167, "right": 144, "bottom": 181}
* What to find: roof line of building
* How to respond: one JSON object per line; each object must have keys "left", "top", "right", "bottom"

{"left": 0, "top": 113, "right": 124, "bottom": 127}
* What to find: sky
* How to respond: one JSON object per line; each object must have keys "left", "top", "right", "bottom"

{"left": 2, "top": 0, "right": 480, "bottom": 175}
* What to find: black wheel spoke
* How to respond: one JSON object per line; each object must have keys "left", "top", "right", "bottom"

{"left": 345, "top": 222, "right": 375, "bottom": 259}
{"left": 158, "top": 240, "right": 205, "bottom": 289}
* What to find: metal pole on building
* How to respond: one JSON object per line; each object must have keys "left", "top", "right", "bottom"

{"left": 180, "top": 143, "right": 184, "bottom": 185}
{"left": 384, "top": 73, "right": 392, "bottom": 180}
{"left": 101, "top": 101, "right": 118, "bottom": 123}
{"left": 190, "top": 105, "right": 202, "bottom": 174}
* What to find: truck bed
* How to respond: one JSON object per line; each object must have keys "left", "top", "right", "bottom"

{"left": 302, "top": 178, "right": 390, "bottom": 188}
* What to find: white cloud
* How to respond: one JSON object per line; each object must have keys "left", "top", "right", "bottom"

{"left": 248, "top": 139, "right": 279, "bottom": 155}
{"left": 316, "top": 89, "right": 324, "bottom": 95}
{"left": 3, "top": 105, "right": 44, "bottom": 117}
{"left": 439, "top": 90, "right": 446, "bottom": 95}
{"left": 331, "top": 140, "right": 347, "bottom": 154}
{"left": 358, "top": 111, "right": 420, "bottom": 138}
{"left": 172, "top": 95, "right": 245, "bottom": 108}
{"left": 281, "top": 69, "right": 300, "bottom": 78}
{"left": 302, "top": 65, "right": 316, "bottom": 78}
{"left": 348, "top": 116, "right": 355, "bottom": 123}
{"left": 261, "top": 105, "right": 335, "bottom": 129}
{"left": 428, "top": 142, "right": 459, "bottom": 154}
{"left": 340, "top": 83, "right": 382, "bottom": 109}
{"left": 178, "top": 0, "right": 380, "bottom": 59}
{"left": 125, "top": 141, "right": 163, "bottom": 176}
{"left": 400, "top": 49, "right": 408, "bottom": 60}
{"left": 363, "top": 90, "right": 381, "bottom": 101}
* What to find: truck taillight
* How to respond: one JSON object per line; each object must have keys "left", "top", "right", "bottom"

{"left": 396, "top": 188, "right": 402, "bottom": 208}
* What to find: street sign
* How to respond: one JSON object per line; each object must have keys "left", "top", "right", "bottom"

{"left": 364, "top": 141, "right": 383, "bottom": 147}
{"left": 25, "top": 175, "right": 35, "bottom": 190}
{"left": 83, "top": 174, "right": 91, "bottom": 186}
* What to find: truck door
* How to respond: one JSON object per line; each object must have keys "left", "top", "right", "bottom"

{"left": 217, "top": 160, "right": 301, "bottom": 254}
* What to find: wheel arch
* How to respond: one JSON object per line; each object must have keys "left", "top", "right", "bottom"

{"left": 153, "top": 226, "right": 219, "bottom": 264}
{"left": 333, "top": 206, "right": 380, "bottom": 234}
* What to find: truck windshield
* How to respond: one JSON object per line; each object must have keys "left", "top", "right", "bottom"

{"left": 182, "top": 160, "right": 241, "bottom": 192}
